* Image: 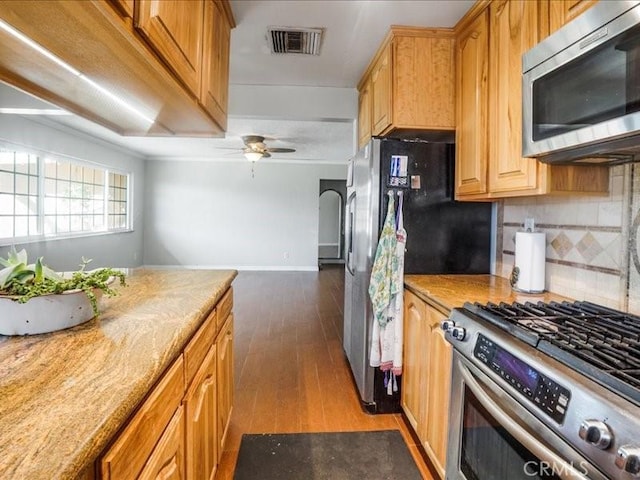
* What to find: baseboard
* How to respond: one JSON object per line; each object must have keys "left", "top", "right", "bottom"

{"left": 143, "top": 264, "right": 319, "bottom": 272}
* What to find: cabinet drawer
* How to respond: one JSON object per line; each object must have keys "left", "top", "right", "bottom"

{"left": 184, "top": 308, "right": 217, "bottom": 387}
{"left": 217, "top": 287, "right": 233, "bottom": 329}
{"left": 100, "top": 357, "right": 185, "bottom": 480}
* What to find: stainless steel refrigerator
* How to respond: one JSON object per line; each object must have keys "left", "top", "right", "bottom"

{"left": 343, "top": 137, "right": 492, "bottom": 413}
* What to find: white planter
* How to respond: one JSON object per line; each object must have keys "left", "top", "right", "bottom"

{"left": 0, "top": 289, "right": 104, "bottom": 336}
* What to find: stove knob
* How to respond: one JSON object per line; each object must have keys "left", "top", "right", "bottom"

{"left": 578, "top": 420, "right": 612, "bottom": 450}
{"left": 451, "top": 326, "right": 466, "bottom": 341}
{"left": 615, "top": 446, "right": 640, "bottom": 476}
{"left": 440, "top": 320, "right": 455, "bottom": 332}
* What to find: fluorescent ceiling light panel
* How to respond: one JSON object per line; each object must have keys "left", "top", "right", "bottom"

{"left": 0, "top": 19, "right": 154, "bottom": 126}
{"left": 0, "top": 108, "right": 72, "bottom": 115}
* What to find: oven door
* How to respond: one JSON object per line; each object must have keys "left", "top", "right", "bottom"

{"left": 446, "top": 351, "right": 607, "bottom": 480}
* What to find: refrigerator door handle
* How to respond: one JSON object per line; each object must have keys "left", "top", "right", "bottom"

{"left": 346, "top": 192, "right": 356, "bottom": 276}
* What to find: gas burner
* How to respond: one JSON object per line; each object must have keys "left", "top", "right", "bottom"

{"left": 464, "top": 300, "right": 640, "bottom": 406}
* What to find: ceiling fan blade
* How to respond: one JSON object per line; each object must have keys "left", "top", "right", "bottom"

{"left": 242, "top": 135, "right": 265, "bottom": 146}
{"left": 265, "top": 148, "right": 296, "bottom": 153}
{"left": 262, "top": 152, "right": 271, "bottom": 158}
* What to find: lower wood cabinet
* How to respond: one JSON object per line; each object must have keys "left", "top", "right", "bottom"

{"left": 139, "top": 405, "right": 186, "bottom": 480}
{"left": 185, "top": 344, "right": 218, "bottom": 480}
{"left": 99, "top": 287, "right": 234, "bottom": 480}
{"left": 401, "top": 288, "right": 452, "bottom": 479}
{"left": 216, "top": 314, "right": 234, "bottom": 454}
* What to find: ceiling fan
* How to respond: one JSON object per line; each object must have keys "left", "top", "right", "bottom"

{"left": 240, "top": 135, "right": 296, "bottom": 161}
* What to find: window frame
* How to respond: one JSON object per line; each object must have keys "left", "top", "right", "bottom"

{"left": 0, "top": 142, "right": 133, "bottom": 246}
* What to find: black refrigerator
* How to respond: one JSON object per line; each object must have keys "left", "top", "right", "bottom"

{"left": 343, "top": 137, "right": 492, "bottom": 413}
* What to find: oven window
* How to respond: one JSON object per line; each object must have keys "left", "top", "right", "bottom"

{"left": 461, "top": 387, "right": 561, "bottom": 479}
{"left": 532, "top": 23, "right": 640, "bottom": 141}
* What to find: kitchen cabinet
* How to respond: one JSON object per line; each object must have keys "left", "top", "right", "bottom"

{"left": 454, "top": 0, "right": 609, "bottom": 200}
{"left": 136, "top": 0, "right": 204, "bottom": 96}
{"left": 358, "top": 27, "right": 455, "bottom": 145}
{"left": 401, "top": 289, "right": 428, "bottom": 431}
{"left": 100, "top": 358, "right": 185, "bottom": 479}
{"left": 357, "top": 77, "right": 372, "bottom": 149}
{"left": 185, "top": 344, "right": 218, "bottom": 480}
{"left": 138, "top": 406, "right": 185, "bottom": 480}
{"left": 455, "top": 8, "right": 489, "bottom": 197}
{"left": 0, "top": 0, "right": 234, "bottom": 137}
{"left": 217, "top": 314, "right": 234, "bottom": 454}
{"left": 401, "top": 288, "right": 452, "bottom": 479}
{"left": 99, "top": 286, "right": 234, "bottom": 480}
{"left": 423, "top": 307, "right": 451, "bottom": 478}
{"left": 549, "top": 0, "right": 597, "bottom": 33}
{"left": 201, "top": 0, "right": 232, "bottom": 130}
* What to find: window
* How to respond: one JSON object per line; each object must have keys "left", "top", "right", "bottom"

{"left": 0, "top": 147, "right": 130, "bottom": 243}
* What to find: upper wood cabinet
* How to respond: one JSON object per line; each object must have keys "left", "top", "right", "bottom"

{"left": 358, "top": 27, "right": 455, "bottom": 146}
{"left": 0, "top": 0, "right": 234, "bottom": 137}
{"left": 454, "top": 0, "right": 609, "bottom": 201}
{"left": 357, "top": 77, "right": 372, "bottom": 149}
{"left": 370, "top": 43, "right": 393, "bottom": 137}
{"left": 455, "top": 8, "right": 489, "bottom": 197}
{"left": 135, "top": 0, "right": 205, "bottom": 96}
{"left": 549, "top": 0, "right": 598, "bottom": 33}
{"left": 487, "top": 0, "right": 545, "bottom": 195}
{"left": 200, "top": 0, "right": 232, "bottom": 130}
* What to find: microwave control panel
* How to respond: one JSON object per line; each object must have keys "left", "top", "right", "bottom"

{"left": 474, "top": 334, "right": 571, "bottom": 424}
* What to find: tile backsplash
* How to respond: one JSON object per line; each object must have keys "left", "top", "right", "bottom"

{"left": 496, "top": 165, "right": 640, "bottom": 312}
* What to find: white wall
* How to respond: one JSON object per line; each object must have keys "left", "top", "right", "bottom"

{"left": 143, "top": 160, "right": 347, "bottom": 270}
{"left": 0, "top": 115, "right": 145, "bottom": 271}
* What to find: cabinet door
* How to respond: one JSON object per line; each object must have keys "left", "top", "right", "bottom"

{"left": 424, "top": 308, "right": 452, "bottom": 479}
{"left": 401, "top": 290, "right": 428, "bottom": 432}
{"left": 185, "top": 344, "right": 218, "bottom": 480}
{"left": 217, "top": 314, "right": 234, "bottom": 454}
{"left": 394, "top": 34, "right": 455, "bottom": 130}
{"left": 371, "top": 43, "right": 393, "bottom": 135}
{"left": 455, "top": 9, "right": 489, "bottom": 198}
{"left": 136, "top": 0, "right": 204, "bottom": 95}
{"left": 100, "top": 358, "right": 185, "bottom": 480}
{"left": 201, "top": 0, "right": 230, "bottom": 130}
{"left": 488, "top": 0, "right": 548, "bottom": 195}
{"left": 139, "top": 406, "right": 186, "bottom": 480}
{"left": 549, "top": 0, "right": 597, "bottom": 33}
{"left": 357, "top": 78, "right": 372, "bottom": 149}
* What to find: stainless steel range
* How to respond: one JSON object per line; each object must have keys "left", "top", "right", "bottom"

{"left": 443, "top": 300, "right": 640, "bottom": 480}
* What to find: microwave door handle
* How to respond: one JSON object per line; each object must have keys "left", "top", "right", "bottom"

{"left": 459, "top": 365, "right": 590, "bottom": 480}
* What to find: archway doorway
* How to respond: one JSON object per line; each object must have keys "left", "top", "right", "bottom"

{"left": 318, "top": 179, "right": 346, "bottom": 267}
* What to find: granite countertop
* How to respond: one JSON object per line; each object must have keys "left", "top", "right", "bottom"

{"left": 404, "top": 274, "right": 571, "bottom": 314}
{"left": 0, "top": 268, "right": 237, "bottom": 480}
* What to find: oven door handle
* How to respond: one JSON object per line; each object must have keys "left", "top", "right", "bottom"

{"left": 459, "top": 365, "right": 589, "bottom": 480}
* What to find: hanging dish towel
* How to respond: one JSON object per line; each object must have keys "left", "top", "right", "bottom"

{"left": 372, "top": 193, "right": 406, "bottom": 375}
{"left": 369, "top": 191, "right": 404, "bottom": 376}
{"left": 391, "top": 191, "right": 406, "bottom": 376}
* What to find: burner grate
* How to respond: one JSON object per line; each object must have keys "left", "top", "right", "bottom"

{"left": 466, "top": 300, "right": 640, "bottom": 405}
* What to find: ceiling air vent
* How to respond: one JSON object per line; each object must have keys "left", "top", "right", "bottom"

{"left": 267, "top": 27, "right": 323, "bottom": 55}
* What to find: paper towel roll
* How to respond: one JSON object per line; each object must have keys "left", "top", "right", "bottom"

{"left": 514, "top": 232, "right": 546, "bottom": 293}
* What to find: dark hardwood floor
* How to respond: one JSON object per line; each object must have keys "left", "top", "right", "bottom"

{"left": 215, "top": 266, "right": 432, "bottom": 479}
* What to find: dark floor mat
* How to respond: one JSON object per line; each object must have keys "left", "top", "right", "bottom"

{"left": 233, "top": 430, "right": 422, "bottom": 480}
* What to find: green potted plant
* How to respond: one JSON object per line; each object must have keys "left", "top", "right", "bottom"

{"left": 0, "top": 247, "right": 126, "bottom": 335}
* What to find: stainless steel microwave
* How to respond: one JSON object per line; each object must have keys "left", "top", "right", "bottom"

{"left": 522, "top": 1, "right": 640, "bottom": 165}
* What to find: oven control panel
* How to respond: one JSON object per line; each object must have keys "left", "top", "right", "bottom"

{"left": 474, "top": 334, "right": 571, "bottom": 424}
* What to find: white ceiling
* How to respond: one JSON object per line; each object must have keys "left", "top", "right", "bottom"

{"left": 0, "top": 1, "right": 474, "bottom": 164}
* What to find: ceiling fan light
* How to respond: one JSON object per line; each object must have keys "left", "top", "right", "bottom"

{"left": 244, "top": 151, "right": 263, "bottom": 162}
